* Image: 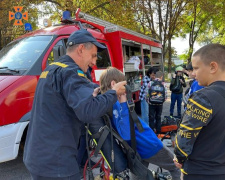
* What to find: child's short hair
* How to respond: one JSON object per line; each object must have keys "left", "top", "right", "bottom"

{"left": 155, "top": 71, "right": 163, "bottom": 79}
{"left": 99, "top": 67, "right": 126, "bottom": 93}
{"left": 193, "top": 44, "right": 225, "bottom": 70}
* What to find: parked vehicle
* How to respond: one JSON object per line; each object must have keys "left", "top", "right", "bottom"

{"left": 0, "top": 9, "right": 163, "bottom": 163}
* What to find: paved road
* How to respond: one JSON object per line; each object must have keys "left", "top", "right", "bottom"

{"left": 0, "top": 149, "right": 30, "bottom": 180}
{"left": 0, "top": 84, "right": 184, "bottom": 180}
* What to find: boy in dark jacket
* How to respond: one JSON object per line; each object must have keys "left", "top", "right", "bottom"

{"left": 170, "top": 66, "right": 186, "bottom": 118}
{"left": 174, "top": 43, "right": 225, "bottom": 180}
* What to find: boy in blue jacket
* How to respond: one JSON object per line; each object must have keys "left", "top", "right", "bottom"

{"left": 183, "top": 63, "right": 204, "bottom": 108}
{"left": 99, "top": 67, "right": 180, "bottom": 180}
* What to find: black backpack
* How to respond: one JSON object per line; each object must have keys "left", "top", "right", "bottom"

{"left": 148, "top": 80, "right": 165, "bottom": 104}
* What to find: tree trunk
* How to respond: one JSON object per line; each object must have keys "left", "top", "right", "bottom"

{"left": 157, "top": 0, "right": 162, "bottom": 42}
{"left": 0, "top": 29, "right": 2, "bottom": 50}
{"left": 168, "top": 37, "right": 172, "bottom": 73}
{"left": 187, "top": 45, "right": 194, "bottom": 63}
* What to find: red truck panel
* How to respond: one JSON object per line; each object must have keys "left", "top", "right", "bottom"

{"left": 0, "top": 76, "right": 38, "bottom": 126}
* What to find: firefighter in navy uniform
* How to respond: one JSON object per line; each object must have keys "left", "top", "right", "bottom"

{"left": 23, "top": 29, "right": 126, "bottom": 180}
{"left": 174, "top": 44, "right": 225, "bottom": 180}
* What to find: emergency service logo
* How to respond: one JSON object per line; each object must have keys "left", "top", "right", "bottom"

{"left": 9, "top": 6, "right": 28, "bottom": 25}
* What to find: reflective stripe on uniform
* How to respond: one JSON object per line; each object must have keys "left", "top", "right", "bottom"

{"left": 181, "top": 168, "right": 188, "bottom": 175}
{"left": 175, "top": 136, "right": 188, "bottom": 157}
{"left": 50, "top": 62, "right": 68, "bottom": 68}
{"left": 40, "top": 71, "right": 49, "bottom": 78}
{"left": 180, "top": 124, "right": 202, "bottom": 131}
{"left": 189, "top": 99, "right": 212, "bottom": 114}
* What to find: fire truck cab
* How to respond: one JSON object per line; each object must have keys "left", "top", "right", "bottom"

{"left": 0, "top": 10, "right": 163, "bottom": 163}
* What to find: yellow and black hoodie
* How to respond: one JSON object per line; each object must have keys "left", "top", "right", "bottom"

{"left": 175, "top": 81, "right": 225, "bottom": 176}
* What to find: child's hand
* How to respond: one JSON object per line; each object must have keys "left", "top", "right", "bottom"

{"left": 92, "top": 87, "right": 100, "bottom": 97}
{"left": 118, "top": 93, "right": 127, "bottom": 103}
{"left": 173, "top": 155, "right": 183, "bottom": 169}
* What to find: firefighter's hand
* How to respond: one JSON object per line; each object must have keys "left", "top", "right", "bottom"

{"left": 112, "top": 81, "right": 127, "bottom": 95}
{"left": 92, "top": 87, "right": 100, "bottom": 97}
{"left": 179, "top": 79, "right": 184, "bottom": 84}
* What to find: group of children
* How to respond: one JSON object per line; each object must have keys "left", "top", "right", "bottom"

{"left": 94, "top": 67, "right": 180, "bottom": 179}
{"left": 93, "top": 44, "right": 225, "bottom": 180}
{"left": 140, "top": 64, "right": 201, "bottom": 134}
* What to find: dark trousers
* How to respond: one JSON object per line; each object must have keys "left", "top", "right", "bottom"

{"left": 88, "top": 117, "right": 128, "bottom": 174}
{"left": 170, "top": 93, "right": 182, "bottom": 117}
{"left": 30, "top": 173, "right": 80, "bottom": 180}
{"left": 149, "top": 104, "right": 163, "bottom": 133}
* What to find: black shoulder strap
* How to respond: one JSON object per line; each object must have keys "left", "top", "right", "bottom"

{"left": 125, "top": 85, "right": 144, "bottom": 152}
{"left": 93, "top": 126, "right": 110, "bottom": 157}
{"left": 125, "top": 85, "right": 144, "bottom": 132}
{"left": 90, "top": 114, "right": 154, "bottom": 180}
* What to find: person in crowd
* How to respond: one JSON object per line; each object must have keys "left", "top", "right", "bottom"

{"left": 100, "top": 67, "right": 181, "bottom": 180}
{"left": 183, "top": 62, "right": 204, "bottom": 108}
{"left": 184, "top": 63, "right": 196, "bottom": 92}
{"left": 187, "top": 63, "right": 204, "bottom": 95}
{"left": 139, "top": 67, "right": 157, "bottom": 124}
{"left": 23, "top": 29, "right": 126, "bottom": 180}
{"left": 169, "top": 66, "right": 186, "bottom": 118}
{"left": 146, "top": 71, "right": 167, "bottom": 134}
{"left": 182, "top": 64, "right": 189, "bottom": 77}
{"left": 174, "top": 44, "right": 225, "bottom": 180}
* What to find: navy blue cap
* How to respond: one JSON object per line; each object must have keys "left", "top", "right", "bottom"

{"left": 67, "top": 29, "right": 106, "bottom": 52}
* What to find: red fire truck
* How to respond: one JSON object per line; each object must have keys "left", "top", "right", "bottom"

{"left": 0, "top": 9, "right": 163, "bottom": 163}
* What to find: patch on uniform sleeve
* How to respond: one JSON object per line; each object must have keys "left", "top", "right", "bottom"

{"left": 77, "top": 69, "right": 87, "bottom": 78}
{"left": 40, "top": 71, "right": 49, "bottom": 78}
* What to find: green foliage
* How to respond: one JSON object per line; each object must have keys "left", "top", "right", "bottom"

{"left": 178, "top": 54, "right": 188, "bottom": 65}
{"left": 35, "top": 0, "right": 138, "bottom": 31}
{"left": 2, "top": 0, "right": 225, "bottom": 60}
{"left": 194, "top": 0, "right": 225, "bottom": 45}
{"left": 175, "top": 0, "right": 223, "bottom": 61}
{"left": 164, "top": 46, "right": 178, "bottom": 59}
{"left": 0, "top": 0, "right": 138, "bottom": 49}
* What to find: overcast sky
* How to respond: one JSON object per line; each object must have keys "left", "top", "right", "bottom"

{"left": 172, "top": 37, "right": 201, "bottom": 55}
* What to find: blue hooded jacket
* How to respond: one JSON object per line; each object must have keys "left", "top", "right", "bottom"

{"left": 112, "top": 101, "right": 163, "bottom": 159}
{"left": 189, "top": 80, "right": 204, "bottom": 95}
